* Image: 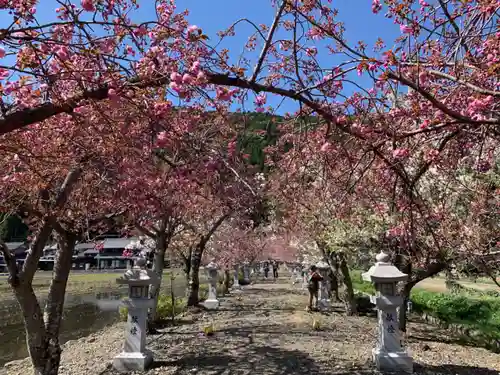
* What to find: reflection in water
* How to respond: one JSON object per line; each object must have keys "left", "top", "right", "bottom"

{"left": 0, "top": 293, "right": 124, "bottom": 366}
{"left": 0, "top": 280, "right": 189, "bottom": 366}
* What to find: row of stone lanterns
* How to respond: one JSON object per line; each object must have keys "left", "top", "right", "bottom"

{"left": 113, "top": 252, "right": 412, "bottom": 374}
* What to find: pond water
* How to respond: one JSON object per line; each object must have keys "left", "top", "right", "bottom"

{"left": 0, "top": 281, "right": 189, "bottom": 366}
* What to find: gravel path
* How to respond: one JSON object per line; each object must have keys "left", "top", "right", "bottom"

{"left": 5, "top": 278, "right": 500, "bottom": 375}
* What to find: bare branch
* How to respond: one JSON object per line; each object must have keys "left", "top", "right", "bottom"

{"left": 250, "top": 1, "right": 287, "bottom": 83}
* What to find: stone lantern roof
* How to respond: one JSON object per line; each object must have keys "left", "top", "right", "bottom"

{"left": 116, "top": 258, "right": 158, "bottom": 286}
{"left": 206, "top": 262, "right": 218, "bottom": 270}
{"left": 315, "top": 260, "right": 330, "bottom": 269}
{"left": 362, "top": 251, "right": 408, "bottom": 283}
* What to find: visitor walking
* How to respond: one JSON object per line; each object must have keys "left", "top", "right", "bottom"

{"left": 272, "top": 260, "right": 279, "bottom": 279}
{"left": 263, "top": 262, "right": 270, "bottom": 278}
{"left": 306, "top": 265, "right": 323, "bottom": 311}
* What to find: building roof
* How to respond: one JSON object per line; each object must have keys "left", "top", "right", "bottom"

{"left": 5, "top": 242, "right": 26, "bottom": 250}
{"left": 75, "top": 242, "right": 95, "bottom": 250}
{"left": 102, "top": 237, "right": 137, "bottom": 249}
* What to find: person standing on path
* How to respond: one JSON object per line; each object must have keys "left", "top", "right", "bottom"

{"left": 306, "top": 265, "right": 323, "bottom": 311}
{"left": 272, "top": 260, "right": 279, "bottom": 279}
{"left": 263, "top": 261, "right": 270, "bottom": 278}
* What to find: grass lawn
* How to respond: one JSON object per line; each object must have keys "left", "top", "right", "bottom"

{"left": 0, "top": 270, "right": 175, "bottom": 300}
{"left": 416, "top": 277, "right": 499, "bottom": 293}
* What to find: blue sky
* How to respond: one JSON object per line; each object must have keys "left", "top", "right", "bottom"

{"left": 0, "top": 0, "right": 401, "bottom": 115}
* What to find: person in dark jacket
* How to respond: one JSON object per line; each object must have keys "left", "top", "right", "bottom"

{"left": 307, "top": 265, "right": 323, "bottom": 311}
{"left": 272, "top": 260, "right": 279, "bottom": 279}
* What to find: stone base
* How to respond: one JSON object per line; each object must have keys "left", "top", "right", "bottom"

{"left": 372, "top": 348, "right": 413, "bottom": 373}
{"left": 113, "top": 350, "right": 153, "bottom": 372}
{"left": 203, "top": 299, "right": 220, "bottom": 310}
{"left": 317, "top": 299, "right": 330, "bottom": 311}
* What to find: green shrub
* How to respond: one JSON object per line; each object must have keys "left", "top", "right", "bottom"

{"left": 119, "top": 295, "right": 186, "bottom": 322}
{"left": 351, "top": 269, "right": 500, "bottom": 349}
{"left": 238, "top": 270, "right": 251, "bottom": 286}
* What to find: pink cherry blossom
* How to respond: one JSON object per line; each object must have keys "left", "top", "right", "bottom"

{"left": 182, "top": 73, "right": 194, "bottom": 85}
{"left": 400, "top": 24, "right": 413, "bottom": 34}
{"left": 393, "top": 148, "right": 410, "bottom": 159}
{"left": 372, "top": 0, "right": 382, "bottom": 13}
{"left": 320, "top": 142, "right": 332, "bottom": 152}
{"left": 187, "top": 25, "right": 199, "bottom": 34}
{"left": 170, "top": 72, "right": 182, "bottom": 84}
{"left": 81, "top": 0, "right": 95, "bottom": 12}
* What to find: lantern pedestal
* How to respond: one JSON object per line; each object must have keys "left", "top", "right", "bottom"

{"left": 113, "top": 259, "right": 158, "bottom": 373}
{"left": 113, "top": 299, "right": 154, "bottom": 372}
{"left": 372, "top": 348, "right": 413, "bottom": 373}
{"left": 315, "top": 261, "right": 330, "bottom": 310}
{"left": 203, "top": 262, "right": 220, "bottom": 310}
{"left": 363, "top": 252, "right": 413, "bottom": 374}
{"left": 231, "top": 264, "right": 241, "bottom": 291}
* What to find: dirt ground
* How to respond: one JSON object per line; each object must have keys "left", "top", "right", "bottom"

{"left": 96, "top": 279, "right": 500, "bottom": 375}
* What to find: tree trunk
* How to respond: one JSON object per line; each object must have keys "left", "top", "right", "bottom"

{"left": 187, "top": 245, "right": 202, "bottom": 307}
{"left": 13, "top": 284, "right": 48, "bottom": 375}
{"left": 182, "top": 249, "right": 192, "bottom": 285}
{"left": 149, "top": 234, "right": 167, "bottom": 327}
{"left": 397, "top": 282, "right": 414, "bottom": 333}
{"left": 396, "top": 260, "right": 447, "bottom": 333}
{"left": 38, "top": 232, "right": 76, "bottom": 375}
{"left": 223, "top": 269, "right": 231, "bottom": 295}
{"left": 328, "top": 269, "right": 340, "bottom": 301}
{"left": 338, "top": 252, "right": 357, "bottom": 316}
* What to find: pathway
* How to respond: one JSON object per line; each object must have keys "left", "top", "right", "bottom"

{"left": 101, "top": 279, "right": 500, "bottom": 375}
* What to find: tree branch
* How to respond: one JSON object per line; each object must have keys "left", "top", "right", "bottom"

{"left": 250, "top": 0, "right": 287, "bottom": 83}
{"left": 134, "top": 222, "right": 156, "bottom": 239}
{"left": 387, "top": 71, "right": 499, "bottom": 125}
{"left": 0, "top": 240, "right": 21, "bottom": 286}
{"left": 427, "top": 70, "right": 500, "bottom": 97}
{"left": 20, "top": 167, "right": 82, "bottom": 282}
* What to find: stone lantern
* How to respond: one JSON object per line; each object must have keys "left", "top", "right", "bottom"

{"left": 315, "top": 260, "right": 330, "bottom": 310}
{"left": 242, "top": 261, "right": 251, "bottom": 284}
{"left": 362, "top": 251, "right": 413, "bottom": 373}
{"left": 113, "top": 258, "right": 158, "bottom": 372}
{"left": 232, "top": 263, "right": 241, "bottom": 290}
{"left": 203, "top": 262, "right": 219, "bottom": 310}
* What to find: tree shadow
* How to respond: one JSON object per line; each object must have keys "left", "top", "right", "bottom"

{"left": 247, "top": 287, "right": 307, "bottom": 297}
{"left": 155, "top": 345, "right": 329, "bottom": 375}
{"left": 154, "top": 318, "right": 196, "bottom": 330}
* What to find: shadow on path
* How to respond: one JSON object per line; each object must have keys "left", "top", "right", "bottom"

{"left": 156, "top": 345, "right": 328, "bottom": 375}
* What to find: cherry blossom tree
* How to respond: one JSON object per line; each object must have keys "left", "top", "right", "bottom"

{"left": 0, "top": 0, "right": 498, "bottom": 359}
{"left": 0, "top": 110, "right": 128, "bottom": 375}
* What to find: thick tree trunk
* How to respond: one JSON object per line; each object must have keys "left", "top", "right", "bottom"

{"left": 397, "top": 282, "right": 414, "bottom": 333}
{"left": 223, "top": 269, "right": 231, "bottom": 295}
{"left": 396, "top": 260, "right": 447, "bottom": 333}
{"left": 182, "top": 249, "right": 192, "bottom": 285}
{"left": 14, "top": 285, "right": 48, "bottom": 375}
{"left": 327, "top": 269, "right": 340, "bottom": 301}
{"left": 394, "top": 254, "right": 411, "bottom": 333}
{"left": 186, "top": 214, "right": 228, "bottom": 307}
{"left": 39, "top": 232, "right": 76, "bottom": 375}
{"left": 187, "top": 246, "right": 202, "bottom": 307}
{"left": 338, "top": 253, "right": 357, "bottom": 316}
{"left": 149, "top": 234, "right": 166, "bottom": 325}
